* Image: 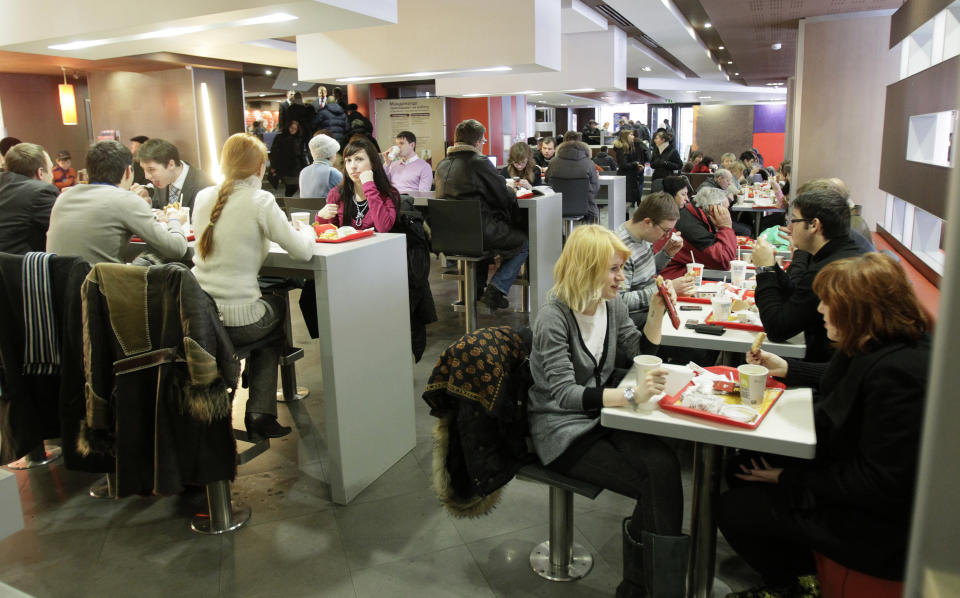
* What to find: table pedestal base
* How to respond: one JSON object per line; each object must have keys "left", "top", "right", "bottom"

{"left": 687, "top": 443, "right": 722, "bottom": 598}
{"left": 5, "top": 444, "right": 61, "bottom": 470}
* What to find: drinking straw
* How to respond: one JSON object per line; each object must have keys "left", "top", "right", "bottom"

{"left": 690, "top": 250, "right": 695, "bottom": 264}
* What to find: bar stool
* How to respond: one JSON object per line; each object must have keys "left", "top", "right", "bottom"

{"left": 549, "top": 178, "right": 592, "bottom": 239}
{"left": 517, "top": 463, "right": 602, "bottom": 581}
{"left": 428, "top": 199, "right": 491, "bottom": 334}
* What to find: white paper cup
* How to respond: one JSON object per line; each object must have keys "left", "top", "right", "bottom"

{"left": 711, "top": 295, "right": 732, "bottom": 322}
{"left": 741, "top": 251, "right": 753, "bottom": 264}
{"left": 291, "top": 211, "right": 311, "bottom": 229}
{"left": 686, "top": 262, "right": 703, "bottom": 286}
{"left": 729, "top": 260, "right": 748, "bottom": 286}
{"left": 738, "top": 364, "right": 768, "bottom": 407}
{"left": 633, "top": 355, "right": 663, "bottom": 382}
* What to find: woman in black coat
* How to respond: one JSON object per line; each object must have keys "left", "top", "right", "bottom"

{"left": 649, "top": 129, "right": 682, "bottom": 192}
{"left": 269, "top": 120, "right": 307, "bottom": 196}
{"left": 612, "top": 129, "right": 643, "bottom": 207}
{"left": 718, "top": 253, "right": 931, "bottom": 597}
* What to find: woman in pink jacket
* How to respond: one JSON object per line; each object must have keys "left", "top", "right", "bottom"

{"left": 316, "top": 137, "right": 398, "bottom": 232}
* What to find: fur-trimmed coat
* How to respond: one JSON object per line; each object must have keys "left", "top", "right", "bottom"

{"left": 422, "top": 326, "right": 533, "bottom": 517}
{"left": 79, "top": 262, "right": 239, "bottom": 496}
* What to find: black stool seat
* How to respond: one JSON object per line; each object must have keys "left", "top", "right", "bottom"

{"left": 517, "top": 464, "right": 602, "bottom": 499}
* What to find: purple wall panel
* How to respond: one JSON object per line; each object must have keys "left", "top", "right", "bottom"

{"left": 753, "top": 104, "right": 787, "bottom": 133}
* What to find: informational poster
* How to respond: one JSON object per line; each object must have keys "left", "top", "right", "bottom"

{"left": 374, "top": 97, "right": 445, "bottom": 168}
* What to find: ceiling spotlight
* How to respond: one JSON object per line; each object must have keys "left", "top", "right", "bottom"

{"left": 734, "top": 72, "right": 740, "bottom": 76}
{"left": 258, "top": 93, "right": 265, "bottom": 97}
{"left": 771, "top": 42, "right": 782, "bottom": 50}
{"left": 688, "top": 90, "right": 699, "bottom": 93}
{"left": 718, "top": 45, "right": 725, "bottom": 50}
{"left": 265, "top": 70, "right": 272, "bottom": 75}
{"left": 704, "top": 22, "right": 712, "bottom": 28}
{"left": 699, "top": 96, "right": 712, "bottom": 99}
{"left": 291, "top": 82, "right": 297, "bottom": 86}
{"left": 641, "top": 66, "right": 652, "bottom": 72}
{"left": 727, "top": 61, "right": 733, "bottom": 64}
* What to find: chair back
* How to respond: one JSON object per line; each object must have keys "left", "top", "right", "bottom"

{"left": 426, "top": 199, "right": 485, "bottom": 257}
{"left": 282, "top": 197, "right": 327, "bottom": 223}
{"left": 685, "top": 172, "right": 712, "bottom": 191}
{"left": 549, "top": 178, "right": 591, "bottom": 219}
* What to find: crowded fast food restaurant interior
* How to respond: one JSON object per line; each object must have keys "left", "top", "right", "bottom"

{"left": 1, "top": 0, "right": 959, "bottom": 596}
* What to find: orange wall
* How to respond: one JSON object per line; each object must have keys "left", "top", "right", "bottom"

{"left": 444, "top": 97, "right": 489, "bottom": 154}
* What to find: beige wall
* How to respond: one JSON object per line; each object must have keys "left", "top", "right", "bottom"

{"left": 692, "top": 105, "right": 754, "bottom": 164}
{"left": 792, "top": 13, "right": 899, "bottom": 229}
{"left": 0, "top": 73, "right": 91, "bottom": 170}
{"left": 87, "top": 68, "right": 201, "bottom": 167}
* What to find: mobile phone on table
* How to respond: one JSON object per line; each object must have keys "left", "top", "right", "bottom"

{"left": 679, "top": 305, "right": 700, "bottom": 311}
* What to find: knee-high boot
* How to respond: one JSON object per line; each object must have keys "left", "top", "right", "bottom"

{"left": 616, "top": 518, "right": 690, "bottom": 598}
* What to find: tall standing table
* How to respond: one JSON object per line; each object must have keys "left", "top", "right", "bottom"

{"left": 596, "top": 175, "right": 627, "bottom": 230}
{"left": 261, "top": 233, "right": 416, "bottom": 504}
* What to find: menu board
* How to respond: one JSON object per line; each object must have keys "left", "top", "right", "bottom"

{"left": 374, "top": 97, "right": 445, "bottom": 167}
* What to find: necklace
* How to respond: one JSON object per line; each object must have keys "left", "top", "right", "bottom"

{"left": 352, "top": 195, "right": 369, "bottom": 227}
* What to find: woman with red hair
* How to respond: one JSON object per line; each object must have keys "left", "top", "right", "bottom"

{"left": 718, "top": 253, "right": 931, "bottom": 597}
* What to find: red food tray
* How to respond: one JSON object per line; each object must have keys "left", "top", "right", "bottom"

{"left": 678, "top": 296, "right": 711, "bottom": 305}
{"left": 704, "top": 311, "right": 765, "bottom": 332}
{"left": 658, "top": 365, "right": 785, "bottom": 429}
{"left": 316, "top": 229, "right": 375, "bottom": 243}
{"left": 131, "top": 234, "right": 195, "bottom": 242}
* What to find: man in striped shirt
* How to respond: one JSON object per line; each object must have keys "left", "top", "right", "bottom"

{"left": 615, "top": 192, "right": 692, "bottom": 326}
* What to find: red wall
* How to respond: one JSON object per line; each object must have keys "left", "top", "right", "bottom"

{"left": 444, "top": 97, "right": 490, "bottom": 154}
{"left": 752, "top": 132, "right": 786, "bottom": 168}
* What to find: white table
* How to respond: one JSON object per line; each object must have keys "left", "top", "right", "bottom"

{"left": 731, "top": 204, "right": 785, "bottom": 237}
{"left": 596, "top": 175, "right": 627, "bottom": 231}
{"left": 261, "top": 234, "right": 416, "bottom": 504}
{"left": 663, "top": 300, "right": 806, "bottom": 359}
{"left": 409, "top": 191, "right": 562, "bottom": 323}
{"left": 603, "top": 364, "right": 816, "bottom": 598}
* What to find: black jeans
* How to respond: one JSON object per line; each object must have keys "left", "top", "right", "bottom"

{"left": 225, "top": 295, "right": 285, "bottom": 417}
{"left": 552, "top": 429, "right": 683, "bottom": 538}
{"left": 717, "top": 451, "right": 817, "bottom": 586}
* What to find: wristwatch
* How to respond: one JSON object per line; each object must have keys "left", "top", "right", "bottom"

{"left": 756, "top": 265, "right": 778, "bottom": 274}
{"left": 623, "top": 387, "right": 638, "bottom": 409}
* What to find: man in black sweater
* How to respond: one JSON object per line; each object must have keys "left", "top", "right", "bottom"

{"left": 752, "top": 183, "right": 866, "bottom": 362}
{"left": 0, "top": 142, "right": 58, "bottom": 254}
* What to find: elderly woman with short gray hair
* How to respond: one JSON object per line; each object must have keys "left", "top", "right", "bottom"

{"left": 659, "top": 185, "right": 738, "bottom": 279}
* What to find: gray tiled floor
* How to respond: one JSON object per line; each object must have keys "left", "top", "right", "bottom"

{"left": 0, "top": 258, "right": 762, "bottom": 597}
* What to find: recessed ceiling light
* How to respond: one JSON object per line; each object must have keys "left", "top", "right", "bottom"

{"left": 734, "top": 72, "right": 740, "bottom": 76}
{"left": 641, "top": 66, "right": 652, "bottom": 72}
{"left": 265, "top": 70, "right": 272, "bottom": 75}
{"left": 699, "top": 96, "right": 712, "bottom": 99}
{"left": 688, "top": 90, "right": 699, "bottom": 93}
{"left": 771, "top": 42, "right": 782, "bottom": 50}
{"left": 704, "top": 22, "right": 712, "bottom": 28}
{"left": 258, "top": 93, "right": 265, "bottom": 97}
{"left": 718, "top": 45, "right": 725, "bottom": 50}
{"left": 291, "top": 82, "right": 297, "bottom": 86}
{"left": 727, "top": 61, "right": 733, "bottom": 64}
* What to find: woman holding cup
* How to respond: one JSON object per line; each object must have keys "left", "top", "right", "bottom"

{"left": 192, "top": 133, "right": 317, "bottom": 438}
{"left": 528, "top": 225, "right": 688, "bottom": 598}
{"left": 718, "top": 253, "right": 932, "bottom": 597}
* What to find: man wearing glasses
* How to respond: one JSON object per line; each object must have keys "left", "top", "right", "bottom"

{"left": 751, "top": 181, "right": 865, "bottom": 362}
{"left": 615, "top": 192, "right": 691, "bottom": 327}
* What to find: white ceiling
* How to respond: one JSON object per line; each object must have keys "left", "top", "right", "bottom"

{"left": 0, "top": 0, "right": 793, "bottom": 105}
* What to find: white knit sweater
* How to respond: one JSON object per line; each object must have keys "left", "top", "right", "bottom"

{"left": 192, "top": 176, "right": 315, "bottom": 326}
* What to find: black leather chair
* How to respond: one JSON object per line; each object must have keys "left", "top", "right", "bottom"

{"left": 517, "top": 463, "right": 602, "bottom": 581}
{"left": 427, "top": 198, "right": 490, "bottom": 334}
{"left": 549, "top": 178, "right": 592, "bottom": 239}
{"left": 282, "top": 196, "right": 327, "bottom": 223}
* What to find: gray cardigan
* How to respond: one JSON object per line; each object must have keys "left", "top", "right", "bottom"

{"left": 528, "top": 297, "right": 656, "bottom": 464}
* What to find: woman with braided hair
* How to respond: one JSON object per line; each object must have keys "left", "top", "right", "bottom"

{"left": 192, "top": 133, "right": 316, "bottom": 438}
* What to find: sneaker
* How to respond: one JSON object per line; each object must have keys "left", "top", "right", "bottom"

{"left": 479, "top": 286, "right": 510, "bottom": 312}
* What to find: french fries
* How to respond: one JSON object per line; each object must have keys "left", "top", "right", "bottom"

{"left": 751, "top": 332, "right": 766, "bottom": 354}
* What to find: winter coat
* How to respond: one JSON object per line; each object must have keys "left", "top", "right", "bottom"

{"left": 269, "top": 132, "right": 307, "bottom": 178}
{"left": 613, "top": 142, "right": 643, "bottom": 204}
{"left": 546, "top": 141, "right": 601, "bottom": 222}
{"left": 314, "top": 102, "right": 350, "bottom": 147}
{"left": 79, "top": 262, "right": 239, "bottom": 496}
{"left": 650, "top": 143, "right": 683, "bottom": 181}
{"left": 423, "top": 326, "right": 533, "bottom": 517}
{"left": 435, "top": 144, "right": 527, "bottom": 257}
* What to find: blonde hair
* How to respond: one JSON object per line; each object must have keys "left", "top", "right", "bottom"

{"left": 728, "top": 161, "right": 746, "bottom": 176}
{"left": 613, "top": 129, "right": 634, "bottom": 151}
{"left": 197, "top": 134, "right": 267, "bottom": 259}
{"left": 552, "top": 225, "right": 630, "bottom": 312}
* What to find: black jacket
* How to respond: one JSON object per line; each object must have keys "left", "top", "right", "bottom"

{"left": 546, "top": 141, "right": 601, "bottom": 220}
{"left": 612, "top": 142, "right": 643, "bottom": 204}
{"left": 592, "top": 151, "right": 618, "bottom": 171}
{"left": 755, "top": 236, "right": 865, "bottom": 362}
{"left": 778, "top": 337, "right": 931, "bottom": 579}
{"left": 435, "top": 144, "right": 526, "bottom": 255}
{"left": 650, "top": 143, "right": 682, "bottom": 181}
{"left": 79, "top": 263, "right": 239, "bottom": 496}
{"left": 422, "top": 326, "right": 533, "bottom": 517}
{"left": 0, "top": 172, "right": 58, "bottom": 255}
{"left": 269, "top": 133, "right": 308, "bottom": 178}
{"left": 0, "top": 253, "right": 90, "bottom": 464}
{"left": 149, "top": 162, "right": 215, "bottom": 211}
{"left": 533, "top": 149, "right": 552, "bottom": 168}
{"left": 314, "top": 102, "right": 350, "bottom": 146}
{"left": 346, "top": 110, "right": 373, "bottom": 136}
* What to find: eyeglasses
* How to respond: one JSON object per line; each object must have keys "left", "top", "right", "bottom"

{"left": 789, "top": 218, "right": 811, "bottom": 224}
{"left": 656, "top": 223, "right": 674, "bottom": 235}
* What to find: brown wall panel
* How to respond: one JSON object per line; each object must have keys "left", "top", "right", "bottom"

{"left": 0, "top": 73, "right": 92, "bottom": 170}
{"left": 879, "top": 56, "right": 959, "bottom": 220}
{"left": 891, "top": 0, "right": 954, "bottom": 48}
{"left": 692, "top": 105, "right": 754, "bottom": 164}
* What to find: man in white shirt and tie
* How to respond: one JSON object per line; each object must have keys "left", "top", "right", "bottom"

{"left": 136, "top": 138, "right": 214, "bottom": 211}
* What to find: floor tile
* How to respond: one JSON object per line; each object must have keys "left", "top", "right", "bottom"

{"left": 231, "top": 466, "right": 333, "bottom": 527}
{"left": 351, "top": 545, "right": 494, "bottom": 598}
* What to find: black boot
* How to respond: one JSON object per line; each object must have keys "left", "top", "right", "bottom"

{"left": 244, "top": 412, "right": 292, "bottom": 439}
{"left": 616, "top": 518, "right": 645, "bottom": 598}
{"left": 641, "top": 529, "right": 690, "bottom": 598}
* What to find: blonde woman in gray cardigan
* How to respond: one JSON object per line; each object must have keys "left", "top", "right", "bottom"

{"left": 527, "top": 224, "right": 689, "bottom": 598}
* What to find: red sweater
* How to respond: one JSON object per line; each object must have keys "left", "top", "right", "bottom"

{"left": 658, "top": 203, "right": 737, "bottom": 279}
